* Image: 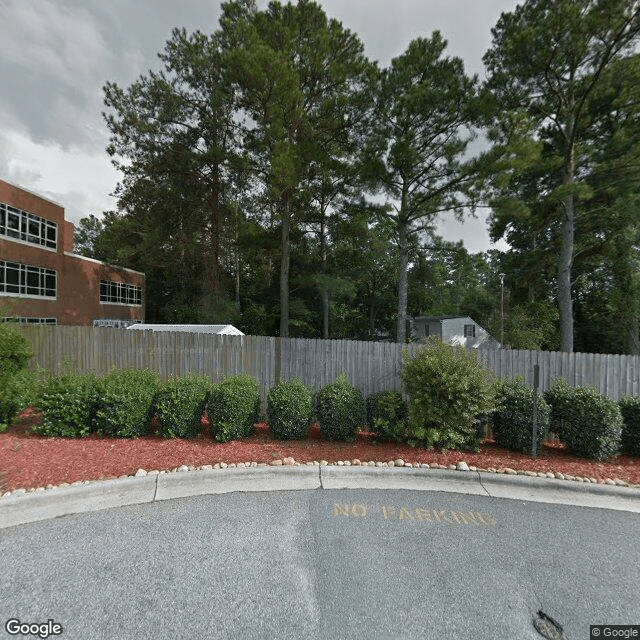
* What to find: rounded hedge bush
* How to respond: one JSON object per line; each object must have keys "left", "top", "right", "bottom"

{"left": 618, "top": 395, "right": 640, "bottom": 456}
{"left": 560, "top": 386, "right": 622, "bottom": 460}
{"left": 208, "top": 373, "right": 260, "bottom": 443}
{"left": 35, "top": 372, "right": 99, "bottom": 437}
{"left": 366, "top": 390, "right": 407, "bottom": 442}
{"left": 267, "top": 378, "right": 312, "bottom": 440}
{"left": 317, "top": 373, "right": 365, "bottom": 441}
{"left": 491, "top": 377, "right": 550, "bottom": 454}
{"left": 155, "top": 373, "right": 212, "bottom": 439}
{"left": 401, "top": 338, "right": 498, "bottom": 451}
{"left": 94, "top": 368, "right": 159, "bottom": 438}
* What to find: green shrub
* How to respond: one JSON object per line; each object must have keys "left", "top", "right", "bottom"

{"left": 208, "top": 373, "right": 260, "bottom": 443}
{"left": 155, "top": 373, "right": 212, "bottom": 439}
{"left": 94, "top": 368, "right": 159, "bottom": 438}
{"left": 618, "top": 395, "right": 640, "bottom": 456}
{"left": 491, "top": 377, "right": 550, "bottom": 454}
{"left": 543, "top": 378, "right": 574, "bottom": 440}
{"left": 35, "top": 372, "right": 99, "bottom": 437}
{"left": 267, "top": 378, "right": 312, "bottom": 440}
{"left": 562, "top": 387, "right": 622, "bottom": 460}
{"left": 401, "top": 338, "right": 498, "bottom": 451}
{"left": 366, "top": 390, "right": 408, "bottom": 442}
{"left": 0, "top": 324, "right": 33, "bottom": 376}
{"left": 317, "top": 373, "right": 365, "bottom": 442}
{"left": 0, "top": 369, "right": 41, "bottom": 432}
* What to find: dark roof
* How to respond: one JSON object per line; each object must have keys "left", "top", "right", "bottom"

{"left": 412, "top": 316, "right": 473, "bottom": 322}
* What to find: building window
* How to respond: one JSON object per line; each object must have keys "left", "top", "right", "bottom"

{"left": 0, "top": 261, "right": 56, "bottom": 298}
{"left": 2, "top": 317, "right": 56, "bottom": 325}
{"left": 464, "top": 324, "right": 476, "bottom": 338}
{"left": 0, "top": 202, "right": 57, "bottom": 249}
{"left": 99, "top": 280, "right": 142, "bottom": 306}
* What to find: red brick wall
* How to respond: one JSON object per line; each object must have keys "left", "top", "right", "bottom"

{"left": 0, "top": 179, "right": 145, "bottom": 325}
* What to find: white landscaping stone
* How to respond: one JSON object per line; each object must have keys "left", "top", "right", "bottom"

{"left": 395, "top": 459, "right": 405, "bottom": 467}
{"left": 456, "top": 461, "right": 469, "bottom": 472}
{"left": 135, "top": 469, "right": 147, "bottom": 477}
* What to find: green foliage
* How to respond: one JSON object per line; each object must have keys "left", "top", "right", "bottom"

{"left": 543, "top": 378, "right": 574, "bottom": 440}
{"left": 208, "top": 373, "right": 260, "bottom": 443}
{"left": 491, "top": 377, "right": 550, "bottom": 454}
{"left": 35, "top": 372, "right": 99, "bottom": 438}
{"left": 545, "top": 379, "right": 622, "bottom": 460}
{"left": 155, "top": 373, "right": 212, "bottom": 439}
{"left": 560, "top": 387, "right": 623, "bottom": 460}
{"left": 366, "top": 390, "right": 407, "bottom": 442}
{"left": 317, "top": 373, "right": 365, "bottom": 442}
{"left": 0, "top": 370, "right": 41, "bottom": 432}
{"left": 401, "top": 338, "right": 498, "bottom": 451}
{"left": 94, "top": 368, "right": 160, "bottom": 438}
{"left": 618, "top": 395, "right": 640, "bottom": 456}
{"left": 267, "top": 378, "right": 312, "bottom": 440}
{"left": 0, "top": 324, "right": 33, "bottom": 376}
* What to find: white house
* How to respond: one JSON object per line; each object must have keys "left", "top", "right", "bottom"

{"left": 410, "top": 316, "right": 499, "bottom": 349}
{"left": 127, "top": 324, "right": 244, "bottom": 335}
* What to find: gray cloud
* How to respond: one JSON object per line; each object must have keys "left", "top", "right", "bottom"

{"left": 0, "top": 0, "right": 517, "bottom": 249}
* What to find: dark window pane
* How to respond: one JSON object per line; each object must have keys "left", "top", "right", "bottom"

{"left": 7, "top": 211, "right": 19, "bottom": 238}
{"left": 6, "top": 263, "right": 20, "bottom": 293}
{"left": 45, "top": 272, "right": 56, "bottom": 296}
{"left": 26, "top": 267, "right": 39, "bottom": 294}
{"left": 46, "top": 223, "right": 56, "bottom": 248}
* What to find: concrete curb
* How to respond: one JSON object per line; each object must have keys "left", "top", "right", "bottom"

{"left": 155, "top": 466, "right": 321, "bottom": 501}
{"left": 1, "top": 466, "right": 639, "bottom": 530}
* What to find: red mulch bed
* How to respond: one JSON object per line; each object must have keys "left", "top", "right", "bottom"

{"left": 1, "top": 409, "right": 638, "bottom": 492}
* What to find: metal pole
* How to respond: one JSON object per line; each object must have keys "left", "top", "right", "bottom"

{"left": 532, "top": 364, "right": 540, "bottom": 459}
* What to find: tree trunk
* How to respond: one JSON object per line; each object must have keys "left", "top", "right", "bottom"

{"left": 396, "top": 222, "right": 409, "bottom": 344}
{"left": 627, "top": 318, "right": 640, "bottom": 355}
{"left": 558, "top": 150, "right": 575, "bottom": 353}
{"left": 320, "top": 212, "right": 329, "bottom": 339}
{"left": 279, "top": 194, "right": 291, "bottom": 338}
{"left": 208, "top": 167, "right": 221, "bottom": 295}
{"left": 322, "top": 290, "right": 329, "bottom": 339}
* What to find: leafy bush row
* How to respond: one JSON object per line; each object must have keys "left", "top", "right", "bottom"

{"left": 31, "top": 369, "right": 259, "bottom": 441}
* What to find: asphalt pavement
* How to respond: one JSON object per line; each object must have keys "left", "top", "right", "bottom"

{"left": 1, "top": 467, "right": 639, "bottom": 640}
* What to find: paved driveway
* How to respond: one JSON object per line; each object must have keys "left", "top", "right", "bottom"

{"left": 1, "top": 484, "right": 638, "bottom": 639}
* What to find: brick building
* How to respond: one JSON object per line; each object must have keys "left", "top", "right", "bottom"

{"left": 0, "top": 179, "right": 144, "bottom": 326}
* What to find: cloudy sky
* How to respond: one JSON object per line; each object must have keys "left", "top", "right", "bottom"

{"left": 0, "top": 0, "right": 518, "bottom": 253}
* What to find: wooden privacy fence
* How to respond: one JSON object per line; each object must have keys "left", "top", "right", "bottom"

{"left": 22, "top": 326, "right": 418, "bottom": 408}
{"left": 21, "top": 326, "right": 640, "bottom": 404}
